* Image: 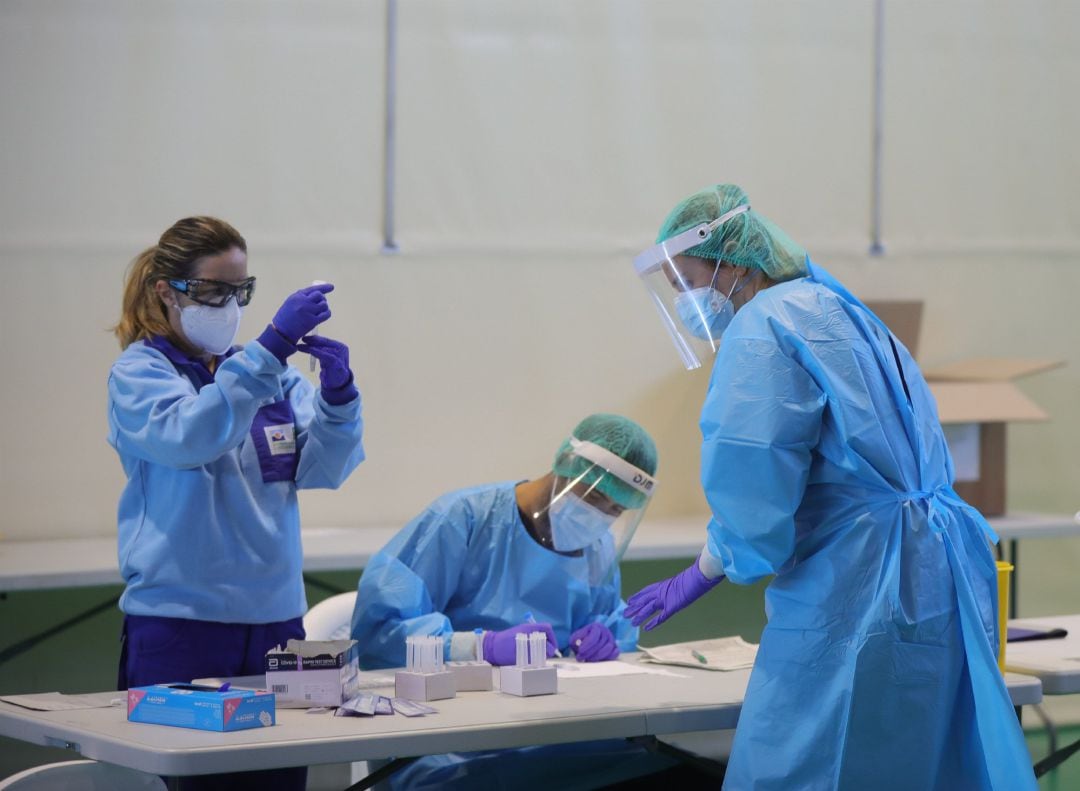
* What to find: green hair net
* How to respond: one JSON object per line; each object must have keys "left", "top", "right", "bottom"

{"left": 552, "top": 413, "right": 658, "bottom": 510}
{"left": 656, "top": 184, "right": 808, "bottom": 282}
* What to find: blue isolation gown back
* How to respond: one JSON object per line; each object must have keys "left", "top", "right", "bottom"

{"left": 701, "top": 261, "right": 1035, "bottom": 790}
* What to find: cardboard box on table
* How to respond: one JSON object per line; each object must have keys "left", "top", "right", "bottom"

{"left": 265, "top": 639, "right": 360, "bottom": 709}
{"left": 866, "top": 301, "right": 1061, "bottom": 517}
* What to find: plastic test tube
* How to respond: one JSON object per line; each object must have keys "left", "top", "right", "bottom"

{"left": 524, "top": 611, "right": 562, "bottom": 658}
{"left": 532, "top": 632, "right": 546, "bottom": 668}
{"left": 425, "top": 636, "right": 437, "bottom": 673}
{"left": 474, "top": 628, "right": 484, "bottom": 662}
{"left": 309, "top": 280, "right": 327, "bottom": 371}
{"left": 515, "top": 633, "right": 527, "bottom": 667}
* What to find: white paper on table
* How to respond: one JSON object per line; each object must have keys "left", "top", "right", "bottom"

{"left": 640, "top": 636, "right": 758, "bottom": 671}
{"left": 551, "top": 660, "right": 686, "bottom": 679}
{"left": 1, "top": 691, "right": 125, "bottom": 711}
{"left": 356, "top": 674, "right": 395, "bottom": 689}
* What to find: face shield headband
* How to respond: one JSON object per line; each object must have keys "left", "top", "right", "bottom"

{"left": 633, "top": 204, "right": 751, "bottom": 369}
{"left": 539, "top": 437, "right": 658, "bottom": 579}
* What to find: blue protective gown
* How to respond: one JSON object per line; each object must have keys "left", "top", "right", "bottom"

{"left": 352, "top": 482, "right": 671, "bottom": 790}
{"left": 108, "top": 337, "right": 365, "bottom": 624}
{"left": 700, "top": 261, "right": 1035, "bottom": 790}
{"left": 351, "top": 482, "right": 636, "bottom": 668}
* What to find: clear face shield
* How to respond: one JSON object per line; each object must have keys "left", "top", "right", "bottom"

{"left": 633, "top": 204, "right": 751, "bottom": 370}
{"left": 534, "top": 437, "right": 657, "bottom": 586}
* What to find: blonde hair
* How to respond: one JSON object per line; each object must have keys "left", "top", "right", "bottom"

{"left": 113, "top": 217, "right": 247, "bottom": 348}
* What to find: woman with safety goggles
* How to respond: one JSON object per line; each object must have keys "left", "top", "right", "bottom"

{"left": 108, "top": 216, "right": 365, "bottom": 791}
{"left": 623, "top": 184, "right": 1035, "bottom": 790}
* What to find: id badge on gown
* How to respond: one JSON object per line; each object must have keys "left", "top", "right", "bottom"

{"left": 250, "top": 401, "right": 299, "bottom": 483}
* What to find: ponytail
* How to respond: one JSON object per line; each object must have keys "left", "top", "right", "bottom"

{"left": 111, "top": 217, "right": 247, "bottom": 349}
{"left": 113, "top": 246, "right": 173, "bottom": 348}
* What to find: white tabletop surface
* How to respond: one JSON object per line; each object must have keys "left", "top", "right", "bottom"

{"left": 1005, "top": 614, "right": 1080, "bottom": 694}
{"left": 0, "top": 657, "right": 1042, "bottom": 777}
{"left": 2, "top": 512, "right": 1075, "bottom": 592}
{"left": 0, "top": 656, "right": 749, "bottom": 777}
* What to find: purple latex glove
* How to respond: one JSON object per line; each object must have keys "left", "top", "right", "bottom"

{"left": 482, "top": 622, "right": 558, "bottom": 666}
{"left": 297, "top": 335, "right": 352, "bottom": 389}
{"left": 570, "top": 622, "right": 619, "bottom": 662}
{"left": 624, "top": 562, "right": 723, "bottom": 631}
{"left": 271, "top": 283, "right": 334, "bottom": 343}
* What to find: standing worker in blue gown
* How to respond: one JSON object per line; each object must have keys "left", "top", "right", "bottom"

{"left": 623, "top": 185, "right": 1036, "bottom": 790}
{"left": 352, "top": 414, "right": 688, "bottom": 789}
{"left": 108, "top": 216, "right": 365, "bottom": 791}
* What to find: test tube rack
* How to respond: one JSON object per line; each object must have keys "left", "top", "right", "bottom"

{"left": 448, "top": 628, "right": 493, "bottom": 691}
{"left": 395, "top": 635, "right": 456, "bottom": 702}
{"left": 447, "top": 661, "right": 494, "bottom": 692}
{"left": 499, "top": 631, "right": 557, "bottom": 697}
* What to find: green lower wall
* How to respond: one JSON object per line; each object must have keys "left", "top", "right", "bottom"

{"left": 1, "top": 561, "right": 1073, "bottom": 788}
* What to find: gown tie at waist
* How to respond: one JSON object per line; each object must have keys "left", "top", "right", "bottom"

{"left": 895, "top": 485, "right": 998, "bottom": 543}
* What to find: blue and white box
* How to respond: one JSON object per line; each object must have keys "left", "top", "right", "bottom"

{"left": 127, "top": 684, "right": 275, "bottom": 732}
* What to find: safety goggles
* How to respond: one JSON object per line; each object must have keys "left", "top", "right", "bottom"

{"left": 168, "top": 277, "right": 256, "bottom": 308}
{"left": 633, "top": 204, "right": 750, "bottom": 369}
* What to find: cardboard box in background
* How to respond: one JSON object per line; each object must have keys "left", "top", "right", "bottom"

{"left": 865, "top": 301, "right": 1062, "bottom": 517}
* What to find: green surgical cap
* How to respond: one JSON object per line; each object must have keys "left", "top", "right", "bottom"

{"left": 656, "top": 184, "right": 808, "bottom": 282}
{"left": 552, "top": 413, "right": 658, "bottom": 510}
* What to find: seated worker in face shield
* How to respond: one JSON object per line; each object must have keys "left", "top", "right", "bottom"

{"left": 351, "top": 413, "right": 688, "bottom": 790}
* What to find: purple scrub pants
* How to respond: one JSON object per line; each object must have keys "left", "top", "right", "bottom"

{"left": 119, "top": 614, "right": 306, "bottom": 791}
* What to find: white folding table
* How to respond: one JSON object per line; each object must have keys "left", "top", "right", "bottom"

{"left": 1005, "top": 613, "right": 1080, "bottom": 778}
{"left": 0, "top": 657, "right": 1042, "bottom": 788}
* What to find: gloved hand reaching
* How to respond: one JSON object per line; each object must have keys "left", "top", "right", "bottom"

{"left": 297, "top": 335, "right": 352, "bottom": 390}
{"left": 624, "top": 561, "right": 723, "bottom": 631}
{"left": 482, "top": 622, "right": 558, "bottom": 666}
{"left": 569, "top": 622, "right": 619, "bottom": 662}
{"left": 271, "top": 283, "right": 334, "bottom": 344}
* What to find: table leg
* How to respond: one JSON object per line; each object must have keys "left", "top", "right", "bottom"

{"left": 1034, "top": 734, "right": 1080, "bottom": 779}
{"left": 0, "top": 592, "right": 120, "bottom": 667}
{"left": 628, "top": 735, "right": 727, "bottom": 781}
{"left": 343, "top": 756, "right": 418, "bottom": 791}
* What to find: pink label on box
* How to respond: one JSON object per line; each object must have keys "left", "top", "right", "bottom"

{"left": 224, "top": 698, "right": 240, "bottom": 724}
{"left": 127, "top": 689, "right": 146, "bottom": 715}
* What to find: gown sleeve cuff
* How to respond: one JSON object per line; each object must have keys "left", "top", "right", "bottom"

{"left": 256, "top": 324, "right": 297, "bottom": 364}
{"left": 449, "top": 631, "right": 482, "bottom": 662}
{"left": 697, "top": 547, "right": 727, "bottom": 582}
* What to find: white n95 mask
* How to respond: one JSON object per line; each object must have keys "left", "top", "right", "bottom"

{"left": 178, "top": 299, "right": 243, "bottom": 356}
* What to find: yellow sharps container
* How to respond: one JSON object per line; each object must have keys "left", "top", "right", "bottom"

{"left": 996, "top": 561, "right": 1013, "bottom": 672}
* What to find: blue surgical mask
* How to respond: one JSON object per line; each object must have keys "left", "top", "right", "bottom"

{"left": 673, "top": 266, "right": 747, "bottom": 342}
{"left": 547, "top": 492, "right": 616, "bottom": 552}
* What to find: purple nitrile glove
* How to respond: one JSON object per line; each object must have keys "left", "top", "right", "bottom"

{"left": 297, "top": 335, "right": 352, "bottom": 387}
{"left": 482, "top": 622, "right": 558, "bottom": 666}
{"left": 570, "top": 622, "right": 619, "bottom": 663}
{"left": 624, "top": 562, "right": 723, "bottom": 631}
{"left": 271, "top": 283, "right": 334, "bottom": 344}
